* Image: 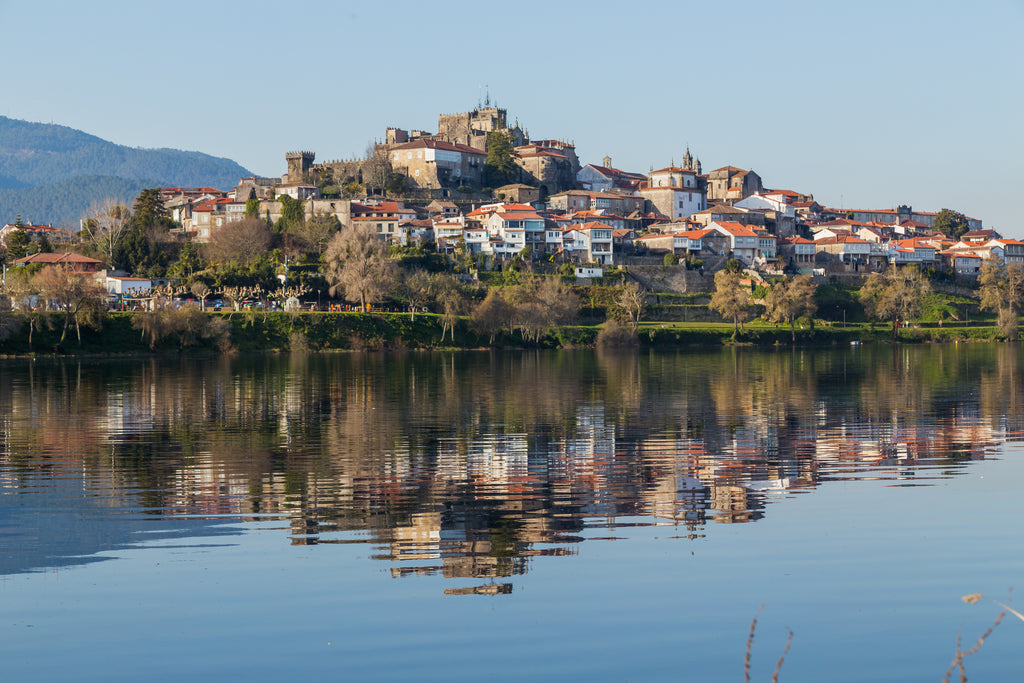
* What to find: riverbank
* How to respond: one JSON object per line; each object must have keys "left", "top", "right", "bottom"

{"left": 0, "top": 310, "right": 1009, "bottom": 357}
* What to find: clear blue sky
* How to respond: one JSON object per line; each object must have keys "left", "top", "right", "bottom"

{"left": 3, "top": 0, "right": 1021, "bottom": 234}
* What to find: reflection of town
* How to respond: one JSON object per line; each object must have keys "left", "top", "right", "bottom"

{"left": 2, "top": 345, "right": 1022, "bottom": 588}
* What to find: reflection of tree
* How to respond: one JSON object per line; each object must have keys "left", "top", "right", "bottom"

{"left": 1, "top": 347, "right": 1018, "bottom": 583}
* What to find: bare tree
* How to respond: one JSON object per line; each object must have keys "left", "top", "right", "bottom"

{"left": 296, "top": 211, "right": 341, "bottom": 257}
{"left": 398, "top": 269, "right": 434, "bottom": 321}
{"left": 978, "top": 260, "right": 1024, "bottom": 339}
{"left": 81, "top": 198, "right": 132, "bottom": 266}
{"left": 323, "top": 224, "right": 396, "bottom": 310}
{"left": 614, "top": 281, "right": 647, "bottom": 333}
{"left": 205, "top": 217, "right": 273, "bottom": 266}
{"left": 362, "top": 143, "right": 393, "bottom": 196}
{"left": 763, "top": 274, "right": 817, "bottom": 341}
{"left": 472, "top": 288, "right": 516, "bottom": 343}
{"left": 430, "top": 274, "right": 468, "bottom": 342}
{"left": 191, "top": 281, "right": 211, "bottom": 311}
{"left": 859, "top": 265, "right": 930, "bottom": 338}
{"left": 507, "top": 275, "right": 580, "bottom": 343}
{"left": 33, "top": 266, "right": 107, "bottom": 345}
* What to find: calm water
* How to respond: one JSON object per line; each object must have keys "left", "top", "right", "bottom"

{"left": 1, "top": 346, "right": 1023, "bottom": 681}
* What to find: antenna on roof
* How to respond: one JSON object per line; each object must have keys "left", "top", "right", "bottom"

{"left": 485, "top": 85, "right": 490, "bottom": 107}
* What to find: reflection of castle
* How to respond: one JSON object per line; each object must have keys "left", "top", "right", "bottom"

{"left": 1, "top": 348, "right": 1018, "bottom": 587}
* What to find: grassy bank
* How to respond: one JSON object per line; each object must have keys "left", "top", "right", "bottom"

{"left": 0, "top": 310, "right": 1009, "bottom": 356}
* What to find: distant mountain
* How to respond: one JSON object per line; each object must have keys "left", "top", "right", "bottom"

{"left": 0, "top": 176, "right": 159, "bottom": 228}
{"left": 0, "top": 116, "right": 252, "bottom": 227}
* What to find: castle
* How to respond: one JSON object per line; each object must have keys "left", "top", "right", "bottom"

{"left": 283, "top": 103, "right": 577, "bottom": 195}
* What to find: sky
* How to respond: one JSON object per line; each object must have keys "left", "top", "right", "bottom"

{"left": 2, "top": 0, "right": 1022, "bottom": 234}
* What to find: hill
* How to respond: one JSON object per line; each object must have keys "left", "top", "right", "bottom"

{"left": 0, "top": 116, "right": 251, "bottom": 226}
{"left": 0, "top": 176, "right": 160, "bottom": 228}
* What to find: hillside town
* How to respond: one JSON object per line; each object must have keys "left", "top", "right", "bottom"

{"left": 0, "top": 102, "right": 1017, "bottom": 343}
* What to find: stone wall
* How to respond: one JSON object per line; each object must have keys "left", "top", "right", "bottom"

{"left": 626, "top": 265, "right": 714, "bottom": 293}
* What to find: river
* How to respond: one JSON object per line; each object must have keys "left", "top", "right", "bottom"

{"left": 1, "top": 346, "right": 1022, "bottom": 681}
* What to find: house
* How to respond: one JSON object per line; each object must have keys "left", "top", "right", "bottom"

{"left": 777, "top": 236, "right": 816, "bottom": 268}
{"left": 813, "top": 234, "right": 872, "bottom": 269}
{"left": 962, "top": 229, "right": 1001, "bottom": 244}
{"left": 402, "top": 218, "right": 435, "bottom": 245}
{"left": 13, "top": 252, "right": 102, "bottom": 272}
{"left": 612, "top": 229, "right": 638, "bottom": 246}
{"left": 575, "top": 222, "right": 615, "bottom": 265}
{"left": 734, "top": 193, "right": 797, "bottom": 236}
{"left": 183, "top": 197, "right": 247, "bottom": 242}
{"left": 425, "top": 200, "right": 459, "bottom": 217}
{"left": 546, "top": 190, "right": 593, "bottom": 212}
{"left": 938, "top": 250, "right": 982, "bottom": 275}
{"left": 706, "top": 166, "right": 763, "bottom": 202}
{"left": 575, "top": 266, "right": 604, "bottom": 280}
{"left": 565, "top": 210, "right": 626, "bottom": 231}
{"left": 576, "top": 157, "right": 647, "bottom": 192}
{"left": 495, "top": 183, "right": 540, "bottom": 204}
{"left": 389, "top": 139, "right": 486, "bottom": 189}
{"left": 989, "top": 239, "right": 1024, "bottom": 264}
{"left": 587, "top": 191, "right": 644, "bottom": 216}
{"left": 274, "top": 183, "right": 320, "bottom": 200}
{"left": 821, "top": 205, "right": 982, "bottom": 231}
{"left": 0, "top": 223, "right": 74, "bottom": 245}
{"left": 708, "top": 221, "right": 762, "bottom": 264}
{"left": 482, "top": 204, "right": 547, "bottom": 254}
{"left": 433, "top": 214, "right": 466, "bottom": 247}
{"left": 887, "top": 237, "right": 936, "bottom": 266}
{"left": 639, "top": 165, "right": 707, "bottom": 220}
{"left": 513, "top": 141, "right": 578, "bottom": 195}
{"left": 690, "top": 203, "right": 765, "bottom": 228}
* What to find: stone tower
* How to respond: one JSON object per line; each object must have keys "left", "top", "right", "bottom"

{"left": 285, "top": 151, "right": 315, "bottom": 182}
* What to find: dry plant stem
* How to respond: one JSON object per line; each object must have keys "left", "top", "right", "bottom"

{"left": 745, "top": 604, "right": 763, "bottom": 683}
{"left": 771, "top": 629, "right": 793, "bottom": 683}
{"left": 962, "top": 591, "right": 1024, "bottom": 623}
{"left": 942, "top": 610, "right": 1005, "bottom": 683}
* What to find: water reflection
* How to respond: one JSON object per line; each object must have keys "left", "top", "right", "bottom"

{"left": 1, "top": 345, "right": 1021, "bottom": 586}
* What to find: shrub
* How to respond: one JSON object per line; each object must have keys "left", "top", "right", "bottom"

{"left": 595, "top": 319, "right": 638, "bottom": 348}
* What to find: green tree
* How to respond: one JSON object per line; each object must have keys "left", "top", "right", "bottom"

{"left": 35, "top": 234, "right": 54, "bottom": 254}
{"left": 483, "top": 130, "right": 518, "bottom": 188}
{"left": 978, "top": 260, "right": 1024, "bottom": 339}
{"left": 169, "top": 237, "right": 205, "bottom": 279}
{"left": 859, "top": 265, "right": 931, "bottom": 338}
{"left": 385, "top": 173, "right": 408, "bottom": 197}
{"left": 111, "top": 222, "right": 155, "bottom": 273}
{"left": 933, "top": 208, "right": 970, "bottom": 240}
{"left": 6, "top": 229, "right": 30, "bottom": 260}
{"left": 710, "top": 270, "right": 752, "bottom": 337}
{"left": 245, "top": 198, "right": 260, "bottom": 218}
{"left": 277, "top": 195, "right": 305, "bottom": 233}
{"left": 133, "top": 189, "right": 170, "bottom": 229}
